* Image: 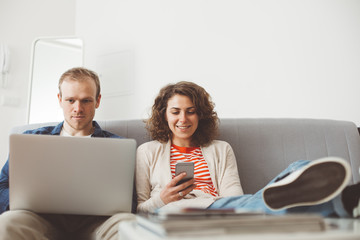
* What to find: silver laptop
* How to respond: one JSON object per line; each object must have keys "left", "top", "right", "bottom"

{"left": 9, "top": 134, "right": 136, "bottom": 216}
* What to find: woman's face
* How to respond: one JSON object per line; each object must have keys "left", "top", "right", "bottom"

{"left": 165, "top": 94, "right": 199, "bottom": 147}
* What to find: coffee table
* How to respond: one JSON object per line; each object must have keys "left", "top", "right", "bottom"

{"left": 118, "top": 218, "right": 360, "bottom": 240}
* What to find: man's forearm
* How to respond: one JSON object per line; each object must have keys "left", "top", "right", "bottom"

{"left": 0, "top": 160, "right": 10, "bottom": 214}
{"left": 0, "top": 187, "right": 9, "bottom": 214}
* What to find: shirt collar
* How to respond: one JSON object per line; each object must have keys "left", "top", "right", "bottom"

{"left": 51, "top": 121, "right": 102, "bottom": 137}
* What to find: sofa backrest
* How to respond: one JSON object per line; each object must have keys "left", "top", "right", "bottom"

{"left": 11, "top": 118, "right": 360, "bottom": 194}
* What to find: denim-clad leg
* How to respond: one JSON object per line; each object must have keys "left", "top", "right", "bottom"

{"left": 208, "top": 160, "right": 350, "bottom": 217}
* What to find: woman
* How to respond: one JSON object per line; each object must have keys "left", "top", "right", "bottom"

{"left": 136, "top": 81, "right": 359, "bottom": 218}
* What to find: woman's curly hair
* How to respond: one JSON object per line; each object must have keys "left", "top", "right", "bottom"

{"left": 146, "top": 81, "right": 219, "bottom": 146}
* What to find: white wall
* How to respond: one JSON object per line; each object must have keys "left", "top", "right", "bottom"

{"left": 76, "top": 0, "right": 360, "bottom": 125}
{"left": 0, "top": 0, "right": 76, "bottom": 168}
{"left": 1, "top": 0, "right": 359, "bottom": 169}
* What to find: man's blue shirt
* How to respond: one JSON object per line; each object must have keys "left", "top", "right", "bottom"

{"left": 0, "top": 121, "right": 121, "bottom": 214}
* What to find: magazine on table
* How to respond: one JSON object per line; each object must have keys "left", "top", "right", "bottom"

{"left": 152, "top": 207, "right": 265, "bottom": 220}
{"left": 137, "top": 208, "right": 326, "bottom": 237}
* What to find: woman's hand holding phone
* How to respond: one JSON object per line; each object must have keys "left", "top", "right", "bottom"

{"left": 160, "top": 172, "right": 197, "bottom": 205}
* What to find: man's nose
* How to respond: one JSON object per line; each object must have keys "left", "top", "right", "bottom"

{"left": 73, "top": 101, "right": 82, "bottom": 112}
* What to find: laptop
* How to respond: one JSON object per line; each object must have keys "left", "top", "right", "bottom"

{"left": 9, "top": 134, "right": 136, "bottom": 216}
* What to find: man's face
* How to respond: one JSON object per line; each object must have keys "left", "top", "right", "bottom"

{"left": 58, "top": 78, "right": 101, "bottom": 136}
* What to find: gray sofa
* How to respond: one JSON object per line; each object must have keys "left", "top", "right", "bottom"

{"left": 11, "top": 118, "right": 360, "bottom": 195}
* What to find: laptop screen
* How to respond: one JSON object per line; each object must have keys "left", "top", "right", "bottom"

{"left": 9, "top": 134, "right": 136, "bottom": 216}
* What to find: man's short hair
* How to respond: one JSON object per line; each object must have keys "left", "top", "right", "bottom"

{"left": 58, "top": 67, "right": 101, "bottom": 99}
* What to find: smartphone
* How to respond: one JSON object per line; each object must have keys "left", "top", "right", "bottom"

{"left": 175, "top": 162, "right": 194, "bottom": 185}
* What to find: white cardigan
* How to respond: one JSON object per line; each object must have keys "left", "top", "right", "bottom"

{"left": 136, "top": 140, "right": 244, "bottom": 212}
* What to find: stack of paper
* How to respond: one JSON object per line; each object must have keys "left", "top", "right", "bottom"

{"left": 136, "top": 208, "right": 325, "bottom": 237}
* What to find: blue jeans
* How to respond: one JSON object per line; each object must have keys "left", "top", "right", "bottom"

{"left": 208, "top": 160, "right": 350, "bottom": 217}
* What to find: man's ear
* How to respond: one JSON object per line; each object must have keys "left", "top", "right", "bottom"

{"left": 57, "top": 93, "right": 62, "bottom": 106}
{"left": 95, "top": 94, "right": 101, "bottom": 109}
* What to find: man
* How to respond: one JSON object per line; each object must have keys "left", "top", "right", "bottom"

{"left": 0, "top": 67, "right": 134, "bottom": 240}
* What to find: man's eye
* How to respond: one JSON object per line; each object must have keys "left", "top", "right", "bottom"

{"left": 82, "top": 99, "right": 91, "bottom": 103}
{"left": 67, "top": 99, "right": 75, "bottom": 103}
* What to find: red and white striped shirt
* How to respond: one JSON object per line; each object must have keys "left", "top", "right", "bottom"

{"left": 170, "top": 144, "right": 218, "bottom": 197}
